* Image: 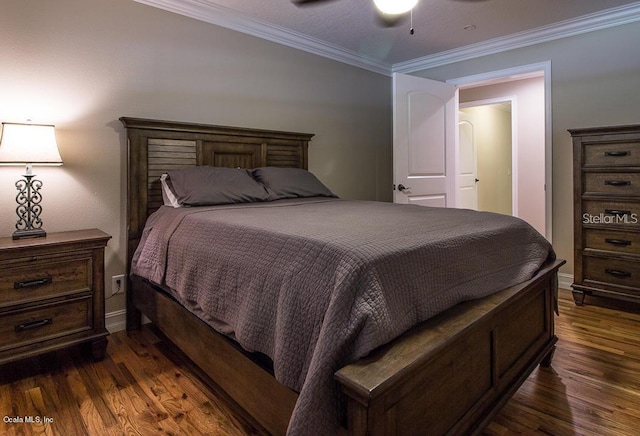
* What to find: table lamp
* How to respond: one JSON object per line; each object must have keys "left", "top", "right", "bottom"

{"left": 0, "top": 122, "right": 63, "bottom": 239}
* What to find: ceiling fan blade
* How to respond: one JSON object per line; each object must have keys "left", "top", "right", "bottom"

{"left": 292, "top": 0, "right": 340, "bottom": 6}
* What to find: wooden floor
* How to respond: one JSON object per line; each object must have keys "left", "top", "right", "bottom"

{"left": 1, "top": 289, "right": 639, "bottom": 435}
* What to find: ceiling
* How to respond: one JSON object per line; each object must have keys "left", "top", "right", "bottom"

{"left": 135, "top": 0, "right": 640, "bottom": 74}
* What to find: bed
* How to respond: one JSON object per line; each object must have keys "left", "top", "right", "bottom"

{"left": 121, "top": 117, "right": 564, "bottom": 435}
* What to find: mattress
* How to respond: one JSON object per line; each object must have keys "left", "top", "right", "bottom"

{"left": 132, "top": 197, "right": 554, "bottom": 434}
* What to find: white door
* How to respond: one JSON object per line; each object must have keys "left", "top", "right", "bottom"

{"left": 393, "top": 73, "right": 458, "bottom": 207}
{"left": 458, "top": 119, "right": 478, "bottom": 210}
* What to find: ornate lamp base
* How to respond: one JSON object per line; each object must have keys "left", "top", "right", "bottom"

{"left": 13, "top": 228, "right": 47, "bottom": 240}
{"left": 12, "top": 171, "right": 47, "bottom": 240}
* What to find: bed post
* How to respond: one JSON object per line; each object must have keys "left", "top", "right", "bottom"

{"left": 121, "top": 118, "right": 148, "bottom": 330}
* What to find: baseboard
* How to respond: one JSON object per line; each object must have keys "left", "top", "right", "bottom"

{"left": 106, "top": 309, "right": 127, "bottom": 333}
{"left": 106, "top": 309, "right": 151, "bottom": 333}
{"left": 558, "top": 272, "right": 573, "bottom": 291}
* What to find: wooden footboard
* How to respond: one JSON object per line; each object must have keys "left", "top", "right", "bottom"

{"left": 335, "top": 258, "right": 564, "bottom": 435}
{"left": 128, "top": 259, "right": 563, "bottom": 435}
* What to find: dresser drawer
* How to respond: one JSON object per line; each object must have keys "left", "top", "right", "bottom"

{"left": 582, "top": 200, "right": 640, "bottom": 227}
{"left": 583, "top": 256, "right": 640, "bottom": 290}
{"left": 0, "top": 297, "right": 92, "bottom": 351}
{"left": 583, "top": 172, "right": 640, "bottom": 196}
{"left": 583, "top": 143, "right": 640, "bottom": 167}
{"left": 0, "top": 254, "right": 93, "bottom": 307}
{"left": 584, "top": 229, "right": 640, "bottom": 255}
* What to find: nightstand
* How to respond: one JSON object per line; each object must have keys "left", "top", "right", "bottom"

{"left": 0, "top": 229, "right": 111, "bottom": 365}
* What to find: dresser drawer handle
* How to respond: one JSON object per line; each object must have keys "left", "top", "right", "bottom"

{"left": 604, "top": 209, "right": 632, "bottom": 216}
{"left": 14, "top": 277, "right": 52, "bottom": 289}
{"left": 605, "top": 269, "right": 631, "bottom": 278}
{"left": 15, "top": 318, "right": 53, "bottom": 332}
{"left": 604, "top": 151, "right": 630, "bottom": 157}
{"left": 605, "top": 238, "right": 632, "bottom": 246}
{"left": 604, "top": 180, "right": 631, "bottom": 187}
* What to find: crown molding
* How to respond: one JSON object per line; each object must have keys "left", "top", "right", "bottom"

{"left": 134, "top": 0, "right": 640, "bottom": 76}
{"left": 393, "top": 2, "right": 640, "bottom": 73}
{"left": 132, "top": 0, "right": 392, "bottom": 75}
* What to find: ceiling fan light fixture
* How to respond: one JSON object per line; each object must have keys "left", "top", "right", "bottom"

{"left": 373, "top": 0, "right": 418, "bottom": 15}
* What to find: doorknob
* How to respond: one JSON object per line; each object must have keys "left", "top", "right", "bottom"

{"left": 398, "top": 184, "right": 411, "bottom": 192}
{"left": 475, "top": 178, "right": 480, "bottom": 183}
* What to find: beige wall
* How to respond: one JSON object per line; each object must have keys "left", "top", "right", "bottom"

{"left": 412, "top": 21, "right": 640, "bottom": 276}
{"left": 0, "top": 0, "right": 392, "bottom": 315}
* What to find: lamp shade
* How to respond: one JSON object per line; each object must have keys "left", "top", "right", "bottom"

{"left": 373, "top": 0, "right": 418, "bottom": 15}
{"left": 0, "top": 122, "right": 63, "bottom": 166}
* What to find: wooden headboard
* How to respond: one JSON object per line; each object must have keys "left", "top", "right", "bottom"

{"left": 120, "top": 117, "right": 314, "bottom": 268}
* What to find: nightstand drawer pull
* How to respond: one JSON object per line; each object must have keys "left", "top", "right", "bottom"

{"left": 605, "top": 269, "right": 631, "bottom": 278}
{"left": 14, "top": 277, "right": 52, "bottom": 289}
{"left": 604, "top": 180, "right": 631, "bottom": 187}
{"left": 15, "top": 318, "right": 53, "bottom": 332}
{"left": 604, "top": 209, "right": 632, "bottom": 216}
{"left": 604, "top": 151, "right": 630, "bottom": 157}
{"left": 605, "top": 238, "right": 632, "bottom": 246}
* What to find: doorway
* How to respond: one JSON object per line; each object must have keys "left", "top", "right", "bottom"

{"left": 448, "top": 62, "right": 550, "bottom": 239}
{"left": 392, "top": 62, "right": 550, "bottom": 239}
{"left": 459, "top": 99, "right": 514, "bottom": 216}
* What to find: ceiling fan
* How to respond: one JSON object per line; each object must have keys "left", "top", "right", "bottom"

{"left": 293, "top": 0, "right": 417, "bottom": 14}
{"left": 293, "top": 0, "right": 419, "bottom": 31}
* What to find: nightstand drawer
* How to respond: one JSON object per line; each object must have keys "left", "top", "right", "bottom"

{"left": 0, "top": 297, "right": 92, "bottom": 351}
{"left": 0, "top": 254, "right": 92, "bottom": 307}
{"left": 584, "top": 256, "right": 640, "bottom": 290}
{"left": 583, "top": 172, "right": 640, "bottom": 196}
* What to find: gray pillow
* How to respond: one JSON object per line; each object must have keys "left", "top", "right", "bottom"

{"left": 166, "top": 166, "right": 270, "bottom": 206}
{"left": 251, "top": 167, "right": 336, "bottom": 200}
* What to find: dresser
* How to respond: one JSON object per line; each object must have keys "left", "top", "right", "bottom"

{"left": 569, "top": 125, "right": 640, "bottom": 305}
{"left": 0, "top": 229, "right": 111, "bottom": 364}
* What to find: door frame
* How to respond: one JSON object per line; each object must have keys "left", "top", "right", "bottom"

{"left": 446, "top": 61, "right": 552, "bottom": 241}
{"left": 459, "top": 96, "right": 518, "bottom": 217}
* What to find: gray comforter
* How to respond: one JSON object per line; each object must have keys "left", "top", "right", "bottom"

{"left": 132, "top": 198, "right": 554, "bottom": 435}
